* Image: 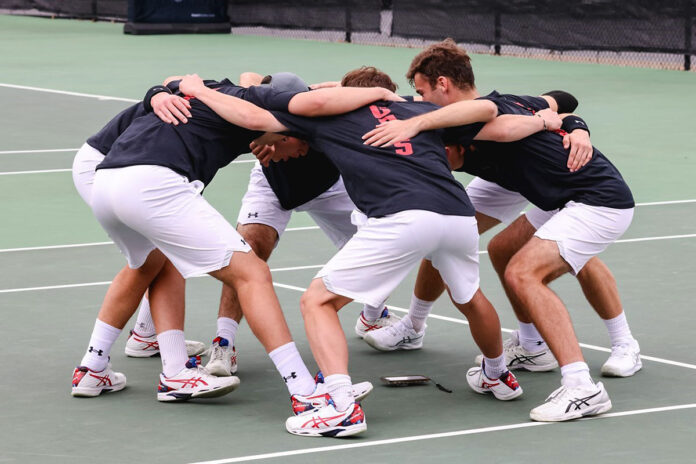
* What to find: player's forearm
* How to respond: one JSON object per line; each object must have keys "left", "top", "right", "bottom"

{"left": 412, "top": 100, "right": 498, "bottom": 131}
{"left": 194, "top": 87, "right": 286, "bottom": 132}
{"left": 288, "top": 87, "right": 392, "bottom": 116}
{"left": 475, "top": 114, "right": 546, "bottom": 142}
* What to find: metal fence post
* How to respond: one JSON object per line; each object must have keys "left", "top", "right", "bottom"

{"left": 685, "top": 0, "right": 693, "bottom": 70}
{"left": 345, "top": 2, "right": 353, "bottom": 43}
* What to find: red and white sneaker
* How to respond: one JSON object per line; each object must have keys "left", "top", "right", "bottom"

{"left": 157, "top": 357, "right": 240, "bottom": 402}
{"left": 354, "top": 307, "right": 401, "bottom": 338}
{"left": 71, "top": 363, "right": 127, "bottom": 397}
{"left": 466, "top": 363, "right": 523, "bottom": 401}
{"left": 205, "top": 337, "right": 238, "bottom": 376}
{"left": 124, "top": 330, "right": 206, "bottom": 358}
{"left": 286, "top": 402, "right": 367, "bottom": 437}
{"left": 290, "top": 372, "right": 374, "bottom": 415}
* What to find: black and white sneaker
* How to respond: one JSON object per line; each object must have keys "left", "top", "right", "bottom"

{"left": 530, "top": 382, "right": 612, "bottom": 422}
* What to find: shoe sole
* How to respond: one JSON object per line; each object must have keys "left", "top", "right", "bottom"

{"left": 124, "top": 348, "right": 159, "bottom": 358}
{"left": 363, "top": 336, "right": 423, "bottom": 352}
{"left": 71, "top": 382, "right": 126, "bottom": 397}
{"left": 530, "top": 398, "right": 612, "bottom": 422}
{"left": 157, "top": 378, "right": 240, "bottom": 402}
{"left": 286, "top": 421, "right": 367, "bottom": 437}
{"left": 353, "top": 381, "right": 373, "bottom": 402}
{"left": 601, "top": 360, "right": 642, "bottom": 377}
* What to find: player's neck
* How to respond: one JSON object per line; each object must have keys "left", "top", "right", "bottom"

{"left": 450, "top": 87, "right": 480, "bottom": 102}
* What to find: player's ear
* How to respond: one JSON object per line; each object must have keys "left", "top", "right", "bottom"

{"left": 436, "top": 76, "right": 449, "bottom": 92}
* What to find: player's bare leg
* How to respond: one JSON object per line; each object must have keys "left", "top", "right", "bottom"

{"left": 207, "top": 223, "right": 278, "bottom": 375}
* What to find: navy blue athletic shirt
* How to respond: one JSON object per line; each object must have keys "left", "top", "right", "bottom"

{"left": 447, "top": 91, "right": 634, "bottom": 211}
{"left": 271, "top": 100, "right": 474, "bottom": 218}
{"left": 86, "top": 103, "right": 147, "bottom": 155}
{"left": 98, "top": 82, "right": 297, "bottom": 187}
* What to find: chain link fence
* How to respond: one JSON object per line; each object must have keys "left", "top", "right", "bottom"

{"left": 2, "top": 0, "right": 694, "bottom": 71}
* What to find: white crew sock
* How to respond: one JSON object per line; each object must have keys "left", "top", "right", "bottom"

{"left": 157, "top": 329, "right": 189, "bottom": 378}
{"left": 325, "top": 374, "right": 354, "bottom": 412}
{"left": 216, "top": 317, "right": 239, "bottom": 344}
{"left": 603, "top": 311, "right": 634, "bottom": 346}
{"left": 561, "top": 361, "right": 594, "bottom": 388}
{"left": 268, "top": 342, "right": 315, "bottom": 396}
{"left": 81, "top": 319, "right": 122, "bottom": 372}
{"left": 483, "top": 353, "right": 507, "bottom": 379}
{"left": 361, "top": 304, "right": 385, "bottom": 321}
{"left": 409, "top": 295, "right": 434, "bottom": 332}
{"left": 133, "top": 296, "right": 155, "bottom": 337}
{"left": 518, "top": 321, "right": 547, "bottom": 352}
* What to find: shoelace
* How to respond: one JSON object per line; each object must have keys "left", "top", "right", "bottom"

{"left": 544, "top": 385, "right": 569, "bottom": 403}
{"left": 210, "top": 344, "right": 227, "bottom": 362}
{"left": 610, "top": 342, "right": 635, "bottom": 358}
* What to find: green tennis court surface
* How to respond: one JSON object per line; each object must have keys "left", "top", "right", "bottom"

{"left": 1, "top": 14, "right": 694, "bottom": 464}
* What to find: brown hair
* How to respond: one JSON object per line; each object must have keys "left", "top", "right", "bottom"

{"left": 341, "top": 66, "right": 398, "bottom": 92}
{"left": 406, "top": 38, "right": 475, "bottom": 91}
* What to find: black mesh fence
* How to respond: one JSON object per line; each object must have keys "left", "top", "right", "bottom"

{"left": 1, "top": 0, "right": 694, "bottom": 70}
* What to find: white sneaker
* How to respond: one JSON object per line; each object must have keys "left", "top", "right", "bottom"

{"left": 286, "top": 402, "right": 366, "bottom": 437}
{"left": 124, "top": 330, "right": 206, "bottom": 358}
{"left": 475, "top": 330, "right": 558, "bottom": 372}
{"left": 530, "top": 382, "right": 612, "bottom": 422}
{"left": 466, "top": 364, "right": 523, "bottom": 400}
{"left": 205, "top": 337, "right": 238, "bottom": 376}
{"left": 354, "top": 307, "right": 401, "bottom": 338}
{"left": 363, "top": 317, "right": 425, "bottom": 351}
{"left": 290, "top": 371, "right": 374, "bottom": 415}
{"left": 71, "top": 363, "right": 127, "bottom": 397}
{"left": 601, "top": 339, "right": 642, "bottom": 377}
{"left": 157, "top": 357, "right": 240, "bottom": 402}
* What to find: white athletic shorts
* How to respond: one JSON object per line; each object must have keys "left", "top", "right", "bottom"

{"left": 534, "top": 201, "right": 634, "bottom": 274}
{"left": 465, "top": 177, "right": 528, "bottom": 224}
{"left": 237, "top": 162, "right": 357, "bottom": 249}
{"left": 72, "top": 143, "right": 105, "bottom": 204}
{"left": 317, "top": 210, "right": 480, "bottom": 308}
{"left": 91, "top": 165, "right": 251, "bottom": 278}
{"left": 525, "top": 206, "right": 558, "bottom": 230}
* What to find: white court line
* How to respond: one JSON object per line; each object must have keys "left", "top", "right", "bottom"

{"left": 635, "top": 199, "right": 696, "bottom": 206}
{"left": 0, "top": 83, "right": 138, "bottom": 103}
{"left": 0, "top": 158, "right": 257, "bottom": 176}
{"left": 0, "top": 168, "right": 72, "bottom": 176}
{"left": 0, "top": 230, "right": 690, "bottom": 254}
{"left": 0, "top": 148, "right": 79, "bottom": 155}
{"left": 188, "top": 403, "right": 696, "bottom": 464}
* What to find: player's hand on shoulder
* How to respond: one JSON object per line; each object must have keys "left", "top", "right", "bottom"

{"left": 152, "top": 93, "right": 191, "bottom": 125}
{"left": 179, "top": 74, "right": 206, "bottom": 97}
{"left": 362, "top": 118, "right": 419, "bottom": 148}
{"left": 250, "top": 139, "right": 276, "bottom": 167}
{"left": 564, "top": 128, "right": 593, "bottom": 172}
{"left": 382, "top": 89, "right": 406, "bottom": 102}
{"left": 536, "top": 108, "right": 562, "bottom": 131}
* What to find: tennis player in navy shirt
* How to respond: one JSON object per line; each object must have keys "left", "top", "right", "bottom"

{"left": 74, "top": 76, "right": 396, "bottom": 413}
{"left": 364, "top": 89, "right": 635, "bottom": 423}
{"left": 174, "top": 68, "right": 563, "bottom": 437}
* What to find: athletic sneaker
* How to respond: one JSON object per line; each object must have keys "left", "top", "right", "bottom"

{"left": 466, "top": 364, "right": 523, "bottom": 400}
{"left": 290, "top": 372, "right": 374, "bottom": 415}
{"left": 363, "top": 317, "right": 425, "bottom": 351}
{"left": 286, "top": 401, "right": 366, "bottom": 437}
{"left": 157, "top": 357, "right": 240, "bottom": 402}
{"left": 354, "top": 307, "right": 401, "bottom": 338}
{"left": 71, "top": 363, "right": 127, "bottom": 397}
{"left": 474, "top": 330, "right": 558, "bottom": 372}
{"left": 601, "top": 339, "right": 642, "bottom": 377}
{"left": 205, "top": 337, "right": 238, "bottom": 376}
{"left": 530, "top": 382, "right": 612, "bottom": 422}
{"left": 124, "top": 330, "right": 207, "bottom": 358}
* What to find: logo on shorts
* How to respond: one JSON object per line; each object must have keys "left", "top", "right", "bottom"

{"left": 240, "top": 238, "right": 247, "bottom": 245}
{"left": 248, "top": 212, "right": 259, "bottom": 218}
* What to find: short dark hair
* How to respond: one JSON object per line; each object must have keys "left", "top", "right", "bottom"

{"left": 406, "top": 38, "right": 475, "bottom": 91}
{"left": 341, "top": 66, "right": 398, "bottom": 92}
